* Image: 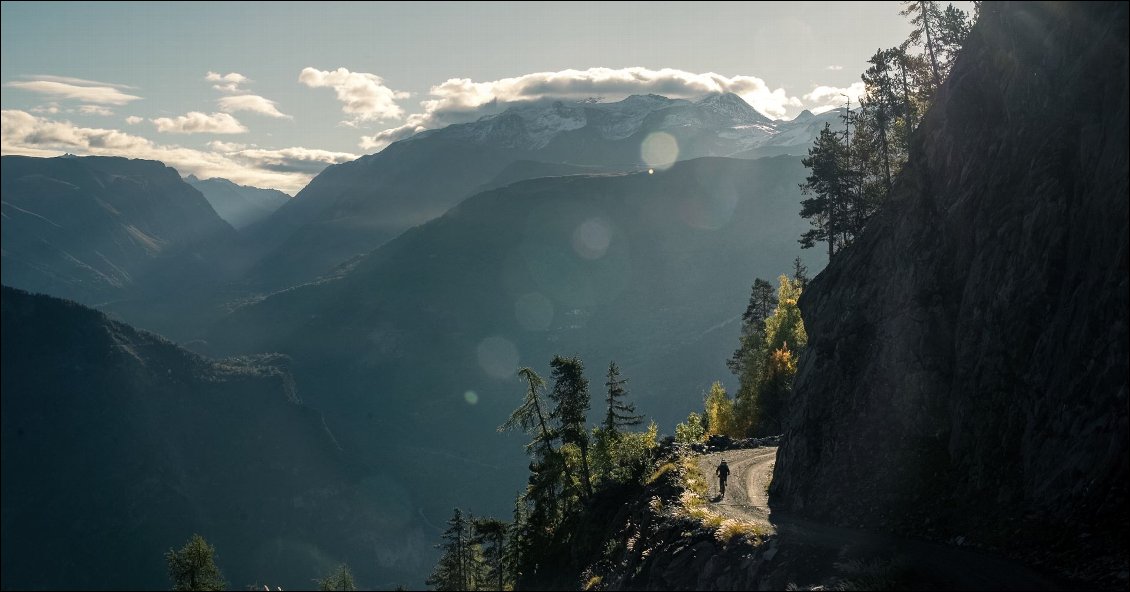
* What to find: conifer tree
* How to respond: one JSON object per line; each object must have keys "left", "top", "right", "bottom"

{"left": 427, "top": 509, "right": 472, "bottom": 591}
{"left": 165, "top": 534, "right": 226, "bottom": 592}
{"left": 792, "top": 257, "right": 808, "bottom": 290}
{"left": 317, "top": 564, "right": 357, "bottom": 591}
{"left": 799, "top": 123, "right": 852, "bottom": 258}
{"left": 472, "top": 517, "right": 508, "bottom": 592}
{"left": 602, "top": 361, "right": 642, "bottom": 435}
{"left": 901, "top": 0, "right": 945, "bottom": 91}
{"left": 549, "top": 355, "right": 594, "bottom": 499}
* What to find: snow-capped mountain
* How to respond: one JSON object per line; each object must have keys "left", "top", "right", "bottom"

{"left": 242, "top": 93, "right": 837, "bottom": 291}
{"left": 407, "top": 92, "right": 831, "bottom": 155}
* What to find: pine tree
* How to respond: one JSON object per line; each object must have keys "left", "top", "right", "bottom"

{"left": 936, "top": 3, "right": 971, "bottom": 71}
{"left": 862, "top": 47, "right": 899, "bottom": 200}
{"left": 549, "top": 355, "right": 594, "bottom": 499}
{"left": 472, "top": 517, "right": 508, "bottom": 591}
{"left": 602, "top": 361, "right": 642, "bottom": 435}
{"left": 792, "top": 257, "right": 808, "bottom": 290}
{"left": 317, "top": 564, "right": 357, "bottom": 591}
{"left": 165, "top": 534, "right": 226, "bottom": 591}
{"left": 799, "top": 123, "right": 852, "bottom": 258}
{"left": 500, "top": 367, "right": 564, "bottom": 546}
{"left": 427, "top": 509, "right": 472, "bottom": 591}
{"left": 901, "top": 1, "right": 945, "bottom": 91}
{"left": 500, "top": 368, "right": 556, "bottom": 456}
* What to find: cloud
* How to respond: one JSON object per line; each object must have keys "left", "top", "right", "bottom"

{"left": 826, "top": 65, "right": 844, "bottom": 71}
{"left": 2, "top": 110, "right": 355, "bottom": 194}
{"left": 124, "top": 115, "right": 144, "bottom": 125}
{"left": 205, "top": 71, "right": 248, "bottom": 93}
{"left": 217, "top": 94, "right": 291, "bottom": 119}
{"left": 5, "top": 79, "right": 142, "bottom": 105}
{"left": 31, "top": 103, "right": 61, "bottom": 115}
{"left": 208, "top": 143, "right": 357, "bottom": 174}
{"left": 152, "top": 112, "right": 248, "bottom": 134}
{"left": 78, "top": 105, "right": 114, "bottom": 116}
{"left": 299, "top": 67, "right": 409, "bottom": 123}
{"left": 24, "top": 74, "right": 136, "bottom": 89}
{"left": 358, "top": 67, "right": 804, "bottom": 151}
{"left": 802, "top": 82, "right": 866, "bottom": 112}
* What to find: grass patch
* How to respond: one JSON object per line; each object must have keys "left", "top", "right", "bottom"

{"left": 715, "top": 518, "right": 769, "bottom": 544}
{"left": 648, "top": 462, "right": 678, "bottom": 485}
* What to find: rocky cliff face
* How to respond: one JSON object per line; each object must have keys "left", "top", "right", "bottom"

{"left": 772, "top": 1, "right": 1128, "bottom": 584}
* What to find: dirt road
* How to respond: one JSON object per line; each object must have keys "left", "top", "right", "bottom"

{"left": 695, "top": 447, "right": 776, "bottom": 530}
{"left": 693, "top": 447, "right": 1067, "bottom": 590}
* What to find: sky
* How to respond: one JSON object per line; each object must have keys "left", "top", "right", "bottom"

{"left": 0, "top": 1, "right": 953, "bottom": 193}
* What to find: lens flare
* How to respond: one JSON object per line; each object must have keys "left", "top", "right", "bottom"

{"left": 464, "top": 390, "right": 479, "bottom": 405}
{"left": 476, "top": 335, "right": 519, "bottom": 379}
{"left": 571, "top": 217, "right": 612, "bottom": 260}
{"left": 640, "top": 132, "right": 679, "bottom": 170}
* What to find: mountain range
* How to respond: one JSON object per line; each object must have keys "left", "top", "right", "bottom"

{"left": 186, "top": 174, "right": 290, "bottom": 230}
{"left": 0, "top": 92, "right": 831, "bottom": 588}
{"left": 239, "top": 93, "right": 838, "bottom": 291}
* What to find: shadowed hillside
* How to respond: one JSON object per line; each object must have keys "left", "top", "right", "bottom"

{"left": 773, "top": 1, "right": 1128, "bottom": 585}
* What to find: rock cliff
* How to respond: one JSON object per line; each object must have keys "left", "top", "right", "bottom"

{"left": 772, "top": 1, "right": 1128, "bottom": 584}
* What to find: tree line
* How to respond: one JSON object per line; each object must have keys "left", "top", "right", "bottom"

{"left": 428, "top": 357, "right": 658, "bottom": 590}
{"left": 799, "top": 1, "right": 975, "bottom": 257}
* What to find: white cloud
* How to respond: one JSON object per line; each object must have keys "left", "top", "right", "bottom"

{"left": 152, "top": 112, "right": 248, "bottom": 134}
{"left": 26, "top": 74, "right": 136, "bottom": 89}
{"left": 31, "top": 103, "right": 61, "bottom": 115}
{"left": 803, "top": 82, "right": 866, "bottom": 112}
{"left": 217, "top": 94, "right": 291, "bottom": 119}
{"left": 124, "top": 115, "right": 144, "bottom": 125}
{"left": 209, "top": 143, "right": 358, "bottom": 174}
{"left": 2, "top": 110, "right": 354, "bottom": 194}
{"left": 359, "top": 67, "right": 804, "bottom": 151}
{"left": 5, "top": 79, "right": 141, "bottom": 105}
{"left": 299, "top": 67, "right": 409, "bottom": 123}
{"left": 205, "top": 71, "right": 248, "bottom": 93}
{"left": 826, "top": 65, "right": 844, "bottom": 71}
{"left": 78, "top": 105, "right": 114, "bottom": 116}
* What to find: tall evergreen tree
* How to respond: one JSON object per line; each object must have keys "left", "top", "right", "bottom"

{"left": 165, "top": 534, "right": 226, "bottom": 592}
{"left": 500, "top": 367, "right": 564, "bottom": 545}
{"left": 862, "top": 47, "right": 899, "bottom": 199}
{"left": 792, "top": 257, "right": 809, "bottom": 290}
{"left": 901, "top": 0, "right": 945, "bottom": 91}
{"left": 549, "top": 355, "right": 594, "bottom": 499}
{"left": 602, "top": 361, "right": 642, "bottom": 435}
{"left": 936, "top": 3, "right": 971, "bottom": 71}
{"left": 427, "top": 509, "right": 472, "bottom": 591}
{"left": 472, "top": 517, "right": 508, "bottom": 592}
{"left": 500, "top": 368, "right": 555, "bottom": 456}
{"left": 317, "top": 564, "right": 358, "bottom": 591}
{"left": 799, "top": 123, "right": 852, "bottom": 258}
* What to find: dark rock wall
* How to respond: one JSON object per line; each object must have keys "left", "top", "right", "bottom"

{"left": 772, "top": 0, "right": 1127, "bottom": 564}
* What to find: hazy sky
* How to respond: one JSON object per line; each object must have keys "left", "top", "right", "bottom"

{"left": 1, "top": 1, "right": 963, "bottom": 192}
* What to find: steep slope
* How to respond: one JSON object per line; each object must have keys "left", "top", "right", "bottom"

{"left": 186, "top": 174, "right": 290, "bottom": 229}
{"left": 772, "top": 1, "right": 1128, "bottom": 584}
{"left": 0, "top": 155, "right": 238, "bottom": 305}
{"left": 0, "top": 287, "right": 423, "bottom": 589}
{"left": 244, "top": 93, "right": 829, "bottom": 290}
{"left": 208, "top": 156, "right": 824, "bottom": 551}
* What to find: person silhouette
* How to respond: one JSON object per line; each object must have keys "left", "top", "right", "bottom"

{"left": 715, "top": 458, "right": 731, "bottom": 498}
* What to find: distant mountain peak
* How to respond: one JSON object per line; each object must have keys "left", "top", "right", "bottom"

{"left": 792, "top": 109, "right": 816, "bottom": 122}
{"left": 690, "top": 91, "right": 772, "bottom": 124}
